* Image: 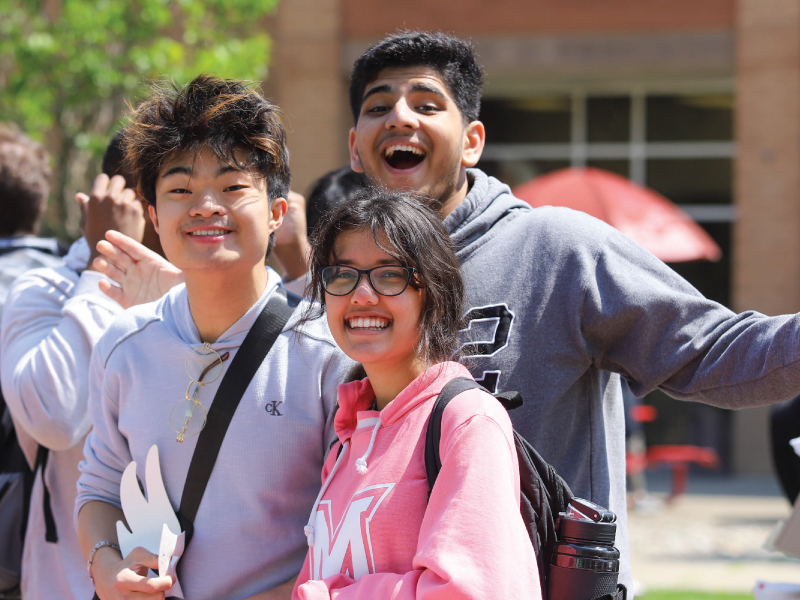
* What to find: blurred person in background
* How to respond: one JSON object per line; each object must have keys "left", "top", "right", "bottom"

{"left": 0, "top": 122, "right": 65, "bottom": 600}
{"left": 0, "top": 124, "right": 65, "bottom": 308}
{"left": 0, "top": 130, "right": 158, "bottom": 600}
{"left": 304, "top": 166, "right": 368, "bottom": 236}
{"left": 277, "top": 166, "right": 368, "bottom": 297}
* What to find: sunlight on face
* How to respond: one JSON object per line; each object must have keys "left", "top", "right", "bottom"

{"left": 324, "top": 227, "right": 425, "bottom": 377}
{"left": 151, "top": 147, "right": 282, "bottom": 278}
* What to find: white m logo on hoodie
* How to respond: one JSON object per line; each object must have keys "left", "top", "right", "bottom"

{"left": 310, "top": 484, "right": 394, "bottom": 581}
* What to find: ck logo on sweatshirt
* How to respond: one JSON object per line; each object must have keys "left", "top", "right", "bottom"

{"left": 264, "top": 401, "right": 284, "bottom": 416}
{"left": 309, "top": 483, "right": 395, "bottom": 581}
{"left": 458, "top": 303, "right": 516, "bottom": 393}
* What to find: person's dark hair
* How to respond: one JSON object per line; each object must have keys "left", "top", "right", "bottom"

{"left": 0, "top": 123, "right": 51, "bottom": 236}
{"left": 305, "top": 167, "right": 368, "bottom": 236}
{"left": 349, "top": 31, "right": 484, "bottom": 125}
{"left": 306, "top": 187, "right": 465, "bottom": 365}
{"left": 123, "top": 75, "right": 290, "bottom": 207}
{"left": 102, "top": 129, "right": 133, "bottom": 182}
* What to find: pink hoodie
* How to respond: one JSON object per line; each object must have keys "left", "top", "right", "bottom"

{"left": 293, "top": 361, "right": 541, "bottom": 600}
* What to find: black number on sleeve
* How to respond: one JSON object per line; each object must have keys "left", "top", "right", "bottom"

{"left": 458, "top": 304, "right": 515, "bottom": 393}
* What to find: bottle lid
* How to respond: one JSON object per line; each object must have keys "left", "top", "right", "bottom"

{"left": 559, "top": 516, "right": 617, "bottom": 545}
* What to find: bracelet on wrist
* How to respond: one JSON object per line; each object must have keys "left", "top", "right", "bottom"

{"left": 87, "top": 541, "right": 120, "bottom": 584}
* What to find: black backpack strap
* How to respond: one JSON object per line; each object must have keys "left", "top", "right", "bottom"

{"left": 0, "top": 387, "right": 56, "bottom": 545}
{"left": 34, "top": 446, "right": 57, "bottom": 543}
{"left": 593, "top": 584, "right": 627, "bottom": 600}
{"left": 494, "top": 390, "right": 523, "bottom": 411}
{"left": 424, "top": 377, "right": 483, "bottom": 494}
{"left": 177, "top": 286, "right": 299, "bottom": 546}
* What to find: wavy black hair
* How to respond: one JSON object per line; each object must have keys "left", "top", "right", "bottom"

{"left": 349, "top": 31, "right": 484, "bottom": 125}
{"left": 306, "top": 186, "right": 465, "bottom": 366}
{"left": 123, "top": 75, "right": 290, "bottom": 207}
{"left": 0, "top": 123, "right": 51, "bottom": 236}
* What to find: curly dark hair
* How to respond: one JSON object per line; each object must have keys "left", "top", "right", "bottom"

{"left": 305, "top": 186, "right": 465, "bottom": 366}
{"left": 123, "top": 75, "right": 290, "bottom": 207}
{"left": 0, "top": 123, "right": 51, "bottom": 236}
{"left": 349, "top": 31, "right": 484, "bottom": 125}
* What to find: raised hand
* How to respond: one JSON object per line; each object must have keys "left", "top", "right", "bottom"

{"left": 76, "top": 174, "right": 146, "bottom": 268}
{"left": 94, "top": 230, "right": 184, "bottom": 308}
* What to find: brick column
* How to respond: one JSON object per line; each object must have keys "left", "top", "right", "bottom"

{"left": 733, "top": 0, "right": 800, "bottom": 474}
{"left": 270, "top": 0, "right": 349, "bottom": 196}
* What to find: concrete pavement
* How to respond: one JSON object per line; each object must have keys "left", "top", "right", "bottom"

{"left": 628, "top": 472, "right": 800, "bottom": 594}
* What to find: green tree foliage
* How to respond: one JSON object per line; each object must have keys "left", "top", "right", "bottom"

{"left": 0, "top": 0, "right": 278, "bottom": 238}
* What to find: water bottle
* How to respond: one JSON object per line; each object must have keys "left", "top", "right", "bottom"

{"left": 548, "top": 498, "right": 620, "bottom": 600}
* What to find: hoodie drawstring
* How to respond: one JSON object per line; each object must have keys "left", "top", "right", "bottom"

{"left": 303, "top": 419, "right": 382, "bottom": 551}
{"left": 304, "top": 440, "right": 349, "bottom": 548}
{"left": 355, "top": 420, "right": 381, "bottom": 475}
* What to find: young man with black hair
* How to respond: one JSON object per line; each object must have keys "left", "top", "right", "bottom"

{"left": 343, "top": 31, "right": 800, "bottom": 592}
{"left": 0, "top": 128, "right": 150, "bottom": 600}
{"left": 75, "top": 76, "right": 351, "bottom": 600}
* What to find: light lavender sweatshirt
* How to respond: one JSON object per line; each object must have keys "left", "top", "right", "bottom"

{"left": 77, "top": 272, "right": 354, "bottom": 600}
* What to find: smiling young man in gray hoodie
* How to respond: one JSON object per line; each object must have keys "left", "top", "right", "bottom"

{"left": 93, "top": 32, "right": 800, "bottom": 595}
{"left": 342, "top": 31, "right": 800, "bottom": 592}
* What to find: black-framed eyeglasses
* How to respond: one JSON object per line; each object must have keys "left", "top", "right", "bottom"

{"left": 319, "top": 265, "right": 418, "bottom": 297}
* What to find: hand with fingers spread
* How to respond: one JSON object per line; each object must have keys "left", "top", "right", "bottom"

{"left": 272, "top": 190, "right": 311, "bottom": 282}
{"left": 77, "top": 174, "right": 146, "bottom": 270}
{"left": 92, "top": 545, "right": 174, "bottom": 600}
{"left": 94, "top": 230, "right": 184, "bottom": 309}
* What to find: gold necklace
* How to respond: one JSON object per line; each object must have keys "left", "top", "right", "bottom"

{"left": 169, "top": 343, "right": 229, "bottom": 443}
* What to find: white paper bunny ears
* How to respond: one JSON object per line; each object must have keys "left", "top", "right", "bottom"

{"left": 117, "top": 445, "right": 186, "bottom": 598}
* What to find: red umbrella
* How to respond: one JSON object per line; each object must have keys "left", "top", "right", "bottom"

{"left": 513, "top": 167, "right": 722, "bottom": 263}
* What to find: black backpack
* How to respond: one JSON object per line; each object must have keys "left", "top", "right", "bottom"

{"left": 425, "top": 378, "right": 626, "bottom": 600}
{"left": 0, "top": 390, "right": 55, "bottom": 600}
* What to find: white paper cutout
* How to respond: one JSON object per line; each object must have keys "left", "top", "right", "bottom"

{"left": 158, "top": 523, "right": 185, "bottom": 598}
{"left": 790, "top": 436, "right": 800, "bottom": 458}
{"left": 117, "top": 445, "right": 185, "bottom": 598}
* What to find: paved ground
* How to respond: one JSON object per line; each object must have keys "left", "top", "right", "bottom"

{"left": 628, "top": 472, "right": 800, "bottom": 594}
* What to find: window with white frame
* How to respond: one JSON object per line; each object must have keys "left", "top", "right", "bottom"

{"left": 477, "top": 90, "right": 736, "bottom": 468}
{"left": 477, "top": 90, "right": 734, "bottom": 306}
{"left": 478, "top": 92, "right": 734, "bottom": 219}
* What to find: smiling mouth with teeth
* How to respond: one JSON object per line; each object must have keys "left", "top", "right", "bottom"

{"left": 384, "top": 144, "right": 426, "bottom": 170}
{"left": 189, "top": 229, "right": 228, "bottom": 236}
{"left": 348, "top": 317, "right": 390, "bottom": 330}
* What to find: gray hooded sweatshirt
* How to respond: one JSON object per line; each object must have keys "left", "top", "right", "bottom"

{"left": 445, "top": 169, "right": 800, "bottom": 590}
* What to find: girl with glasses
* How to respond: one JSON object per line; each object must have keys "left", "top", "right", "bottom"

{"left": 292, "top": 188, "right": 540, "bottom": 600}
